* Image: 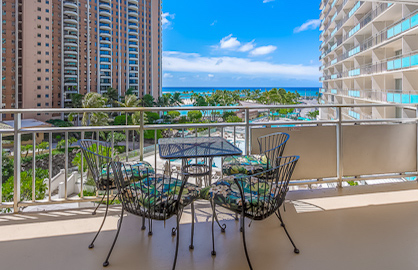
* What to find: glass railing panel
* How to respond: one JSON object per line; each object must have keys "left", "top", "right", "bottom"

{"left": 349, "top": 1, "right": 361, "bottom": 17}
{"left": 402, "top": 20, "right": 411, "bottom": 32}
{"left": 331, "top": 59, "right": 337, "bottom": 65}
{"left": 402, "top": 57, "right": 410, "bottom": 68}
{"left": 331, "top": 89, "right": 338, "bottom": 94}
{"left": 412, "top": 14, "right": 418, "bottom": 27}
{"left": 411, "top": 95, "right": 418, "bottom": 103}
{"left": 411, "top": 54, "right": 418, "bottom": 66}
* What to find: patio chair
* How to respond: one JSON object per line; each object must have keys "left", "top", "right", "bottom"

{"left": 78, "top": 139, "right": 154, "bottom": 249}
{"left": 205, "top": 156, "right": 299, "bottom": 270}
{"left": 104, "top": 161, "right": 201, "bottom": 269}
{"left": 222, "top": 132, "right": 289, "bottom": 176}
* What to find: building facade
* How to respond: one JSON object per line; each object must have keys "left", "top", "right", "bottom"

{"left": 319, "top": 0, "right": 418, "bottom": 120}
{"left": 1, "top": 0, "right": 162, "bottom": 120}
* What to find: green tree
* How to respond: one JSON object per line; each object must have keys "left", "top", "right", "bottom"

{"left": 167, "top": 111, "right": 181, "bottom": 119}
{"left": 226, "top": 115, "right": 243, "bottom": 123}
{"left": 37, "top": 142, "right": 49, "bottom": 155}
{"left": 103, "top": 87, "right": 119, "bottom": 107}
{"left": 2, "top": 169, "right": 48, "bottom": 202}
{"left": 2, "top": 151, "right": 13, "bottom": 183}
{"left": 70, "top": 93, "right": 84, "bottom": 108}
{"left": 187, "top": 110, "right": 203, "bottom": 122}
{"left": 22, "top": 144, "right": 33, "bottom": 158}
{"left": 113, "top": 114, "right": 133, "bottom": 126}
{"left": 144, "top": 112, "right": 160, "bottom": 124}
{"left": 116, "top": 94, "right": 140, "bottom": 108}
{"left": 81, "top": 93, "right": 110, "bottom": 132}
{"left": 222, "top": 111, "right": 236, "bottom": 122}
{"left": 142, "top": 94, "right": 155, "bottom": 107}
{"left": 307, "top": 110, "right": 319, "bottom": 119}
{"left": 170, "top": 92, "right": 184, "bottom": 106}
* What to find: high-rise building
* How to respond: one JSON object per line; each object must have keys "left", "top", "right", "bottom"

{"left": 319, "top": 0, "right": 418, "bottom": 120}
{"left": 1, "top": 0, "right": 162, "bottom": 121}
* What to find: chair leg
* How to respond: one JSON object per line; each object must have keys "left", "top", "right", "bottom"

{"left": 172, "top": 214, "right": 180, "bottom": 270}
{"left": 241, "top": 213, "right": 253, "bottom": 270}
{"left": 103, "top": 207, "right": 124, "bottom": 267}
{"left": 276, "top": 208, "right": 299, "bottom": 254}
{"left": 211, "top": 200, "right": 226, "bottom": 233}
{"left": 141, "top": 215, "right": 146, "bottom": 231}
{"left": 211, "top": 201, "right": 216, "bottom": 256}
{"left": 89, "top": 190, "right": 110, "bottom": 249}
{"left": 92, "top": 193, "right": 106, "bottom": 215}
{"left": 189, "top": 202, "right": 195, "bottom": 250}
{"left": 148, "top": 217, "right": 153, "bottom": 236}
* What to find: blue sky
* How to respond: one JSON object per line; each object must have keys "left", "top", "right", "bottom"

{"left": 162, "top": 0, "right": 322, "bottom": 88}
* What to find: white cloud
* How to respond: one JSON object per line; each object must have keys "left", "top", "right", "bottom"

{"left": 219, "top": 34, "right": 241, "bottom": 49}
{"left": 250, "top": 45, "right": 277, "bottom": 56}
{"left": 263, "top": 0, "right": 275, "bottom": 3}
{"left": 163, "top": 73, "right": 173, "bottom": 78}
{"left": 238, "top": 40, "right": 256, "bottom": 52}
{"left": 208, "top": 74, "right": 215, "bottom": 78}
{"left": 210, "top": 20, "right": 217, "bottom": 26}
{"left": 163, "top": 51, "right": 320, "bottom": 79}
{"left": 162, "top": 12, "right": 175, "bottom": 29}
{"left": 294, "top": 19, "right": 321, "bottom": 33}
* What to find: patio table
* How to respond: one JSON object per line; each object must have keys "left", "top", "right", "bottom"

{"left": 158, "top": 137, "right": 242, "bottom": 186}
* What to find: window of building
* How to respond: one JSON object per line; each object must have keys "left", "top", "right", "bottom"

{"left": 37, "top": 94, "right": 41, "bottom": 98}
{"left": 37, "top": 7, "right": 41, "bottom": 11}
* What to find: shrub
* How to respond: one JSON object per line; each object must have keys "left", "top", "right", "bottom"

{"left": 113, "top": 114, "right": 133, "bottom": 126}
{"left": 144, "top": 130, "right": 163, "bottom": 140}
{"left": 145, "top": 112, "right": 160, "bottom": 123}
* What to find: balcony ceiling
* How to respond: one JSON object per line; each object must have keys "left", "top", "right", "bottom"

{"left": 1, "top": 183, "right": 418, "bottom": 270}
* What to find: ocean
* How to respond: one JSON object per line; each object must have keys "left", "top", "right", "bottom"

{"left": 162, "top": 87, "right": 320, "bottom": 99}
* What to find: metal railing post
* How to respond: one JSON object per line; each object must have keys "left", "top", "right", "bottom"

{"left": 64, "top": 132, "right": 68, "bottom": 200}
{"left": 140, "top": 111, "right": 144, "bottom": 161}
{"left": 80, "top": 131, "right": 85, "bottom": 198}
{"left": 32, "top": 132, "right": 36, "bottom": 202}
{"left": 416, "top": 105, "right": 418, "bottom": 181}
{"left": 337, "top": 107, "right": 343, "bottom": 188}
{"left": 48, "top": 132, "right": 52, "bottom": 201}
{"left": 13, "top": 113, "right": 21, "bottom": 212}
{"left": 245, "top": 108, "right": 250, "bottom": 155}
{"left": 0, "top": 133, "right": 2, "bottom": 204}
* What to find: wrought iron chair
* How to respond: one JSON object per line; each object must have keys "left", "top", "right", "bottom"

{"left": 78, "top": 139, "right": 154, "bottom": 249}
{"left": 222, "top": 132, "right": 290, "bottom": 176}
{"left": 105, "top": 161, "right": 201, "bottom": 269}
{"left": 204, "top": 156, "right": 300, "bottom": 270}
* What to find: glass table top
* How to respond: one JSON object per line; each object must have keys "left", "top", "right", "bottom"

{"left": 158, "top": 137, "right": 242, "bottom": 160}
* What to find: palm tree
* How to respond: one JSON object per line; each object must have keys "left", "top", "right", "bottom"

{"left": 116, "top": 94, "right": 140, "bottom": 108}
{"left": 142, "top": 94, "right": 155, "bottom": 107}
{"left": 81, "top": 92, "right": 109, "bottom": 127}
{"left": 170, "top": 92, "right": 184, "bottom": 106}
{"left": 156, "top": 94, "right": 172, "bottom": 107}
{"left": 103, "top": 87, "right": 119, "bottom": 107}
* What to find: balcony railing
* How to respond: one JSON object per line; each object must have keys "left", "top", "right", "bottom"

{"left": 1, "top": 103, "right": 418, "bottom": 213}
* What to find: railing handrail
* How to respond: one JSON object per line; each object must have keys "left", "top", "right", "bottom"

{"left": 1, "top": 102, "right": 417, "bottom": 115}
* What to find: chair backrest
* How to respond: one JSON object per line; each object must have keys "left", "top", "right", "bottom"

{"left": 78, "top": 139, "right": 113, "bottom": 190}
{"left": 110, "top": 161, "right": 187, "bottom": 220}
{"left": 238, "top": 155, "right": 299, "bottom": 220}
{"left": 257, "top": 132, "right": 290, "bottom": 169}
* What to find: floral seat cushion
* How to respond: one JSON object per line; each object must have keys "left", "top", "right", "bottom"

{"left": 101, "top": 161, "right": 154, "bottom": 180}
{"left": 223, "top": 155, "right": 270, "bottom": 176}
{"left": 130, "top": 174, "right": 200, "bottom": 210}
{"left": 200, "top": 175, "right": 278, "bottom": 215}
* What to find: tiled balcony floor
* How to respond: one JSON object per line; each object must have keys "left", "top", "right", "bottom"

{"left": 2, "top": 182, "right": 418, "bottom": 270}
